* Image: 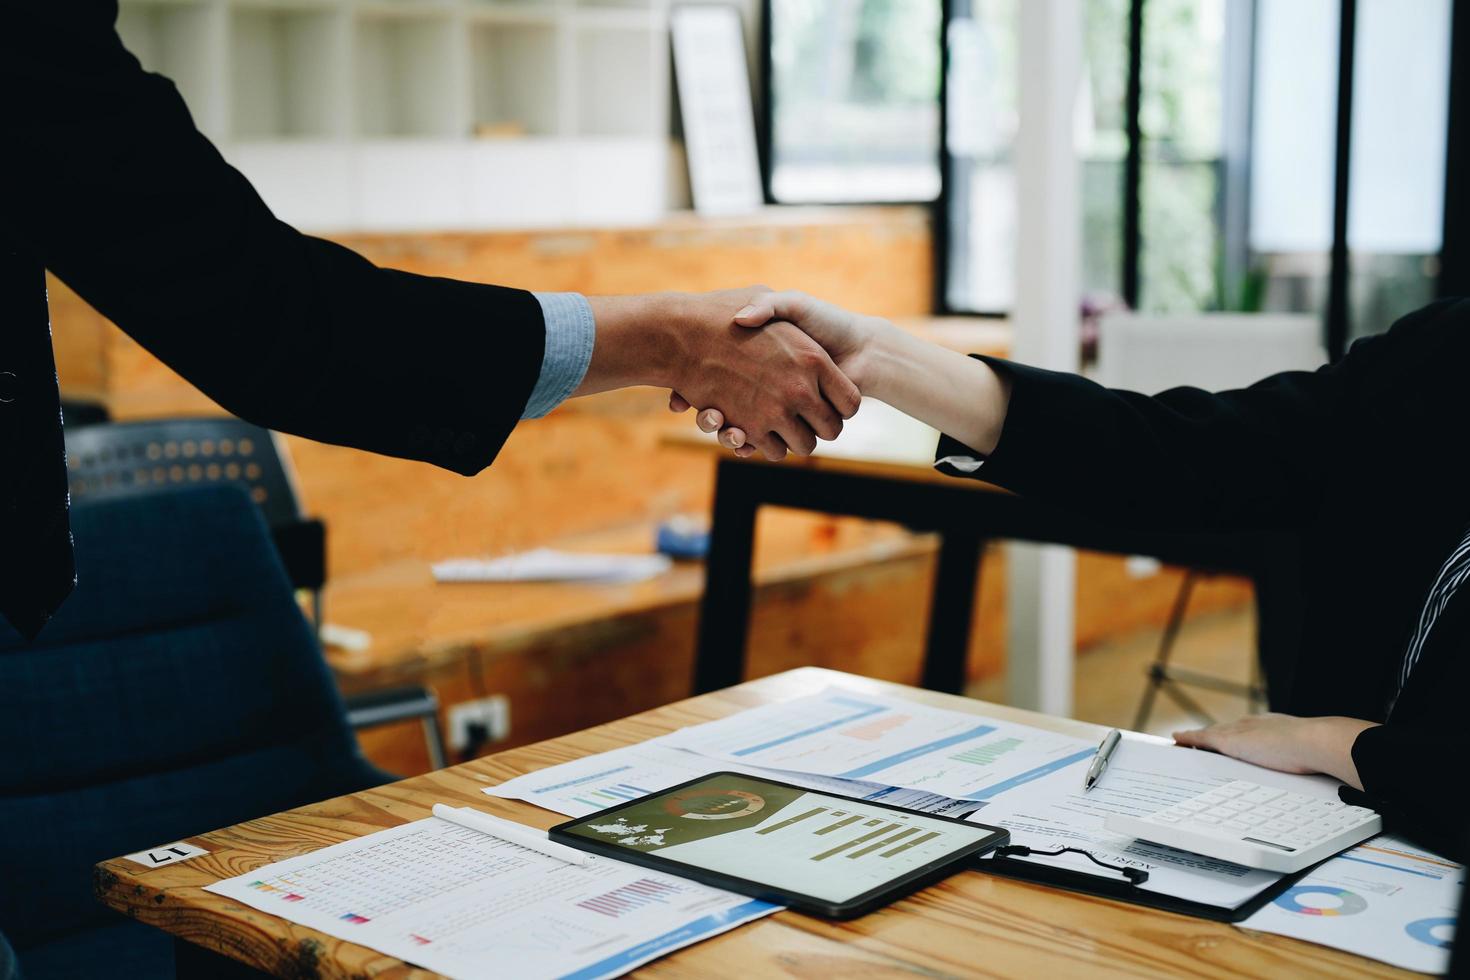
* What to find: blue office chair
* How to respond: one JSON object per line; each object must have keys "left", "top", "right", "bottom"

{"left": 64, "top": 417, "right": 449, "bottom": 770}
{"left": 0, "top": 486, "right": 392, "bottom": 978}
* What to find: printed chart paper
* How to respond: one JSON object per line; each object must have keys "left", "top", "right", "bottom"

{"left": 206, "top": 817, "right": 777, "bottom": 980}
{"left": 485, "top": 737, "right": 981, "bottom": 819}
{"left": 660, "top": 688, "right": 1096, "bottom": 801}
{"left": 1242, "top": 834, "right": 1462, "bottom": 973}
{"left": 967, "top": 737, "right": 1342, "bottom": 907}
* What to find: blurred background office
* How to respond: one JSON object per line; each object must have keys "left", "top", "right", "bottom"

{"left": 48, "top": 0, "right": 1466, "bottom": 776}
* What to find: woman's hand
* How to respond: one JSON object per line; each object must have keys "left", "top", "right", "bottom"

{"left": 1173, "top": 714, "right": 1377, "bottom": 790}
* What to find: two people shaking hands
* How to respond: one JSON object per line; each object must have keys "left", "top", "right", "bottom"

{"left": 8, "top": 1, "right": 1464, "bottom": 858}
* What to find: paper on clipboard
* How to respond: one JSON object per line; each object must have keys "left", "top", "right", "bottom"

{"left": 966, "top": 737, "right": 1344, "bottom": 908}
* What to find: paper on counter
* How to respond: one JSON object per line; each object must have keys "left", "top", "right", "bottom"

{"left": 659, "top": 687, "right": 1097, "bottom": 802}
{"left": 206, "top": 816, "right": 777, "bottom": 980}
{"left": 966, "top": 737, "right": 1344, "bottom": 908}
{"left": 485, "top": 736, "right": 982, "bottom": 820}
{"left": 433, "top": 548, "right": 672, "bottom": 585}
{"left": 1240, "top": 834, "right": 1461, "bottom": 973}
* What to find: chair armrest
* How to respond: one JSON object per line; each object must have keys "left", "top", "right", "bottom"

{"left": 344, "top": 686, "right": 440, "bottom": 730}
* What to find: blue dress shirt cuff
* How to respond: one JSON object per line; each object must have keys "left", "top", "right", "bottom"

{"left": 523, "top": 291, "right": 596, "bottom": 419}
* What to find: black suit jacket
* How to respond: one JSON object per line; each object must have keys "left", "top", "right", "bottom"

{"left": 3, "top": 2, "right": 546, "bottom": 477}
{"left": 937, "top": 299, "right": 1470, "bottom": 859}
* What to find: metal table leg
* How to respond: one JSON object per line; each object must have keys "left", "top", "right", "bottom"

{"left": 693, "top": 460, "right": 760, "bottom": 693}
{"left": 921, "top": 532, "right": 984, "bottom": 694}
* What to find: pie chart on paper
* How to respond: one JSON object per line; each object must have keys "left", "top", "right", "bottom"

{"left": 1273, "top": 885, "right": 1369, "bottom": 917}
{"left": 1404, "top": 917, "right": 1455, "bottom": 949}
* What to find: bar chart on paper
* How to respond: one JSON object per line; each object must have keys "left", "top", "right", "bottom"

{"left": 578, "top": 878, "right": 686, "bottom": 917}
{"left": 574, "top": 778, "right": 657, "bottom": 812}
{"left": 206, "top": 818, "right": 778, "bottom": 980}
{"left": 661, "top": 689, "right": 1097, "bottom": 801}
{"left": 485, "top": 739, "right": 982, "bottom": 819}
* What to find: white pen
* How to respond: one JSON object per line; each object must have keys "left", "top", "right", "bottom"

{"left": 431, "top": 803, "right": 593, "bottom": 866}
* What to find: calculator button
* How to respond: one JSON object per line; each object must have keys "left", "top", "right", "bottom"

{"left": 1223, "top": 820, "right": 1250, "bottom": 831}
{"left": 1319, "top": 800, "right": 1344, "bottom": 811}
{"left": 1214, "top": 786, "right": 1245, "bottom": 799}
{"left": 1151, "top": 813, "right": 1181, "bottom": 823}
{"left": 1285, "top": 793, "right": 1314, "bottom": 805}
{"left": 1255, "top": 807, "right": 1283, "bottom": 820}
{"left": 1242, "top": 787, "right": 1284, "bottom": 805}
{"left": 1195, "top": 815, "right": 1221, "bottom": 825}
{"left": 1239, "top": 813, "right": 1266, "bottom": 826}
{"left": 1262, "top": 820, "right": 1293, "bottom": 833}
{"left": 1223, "top": 800, "right": 1254, "bottom": 812}
{"left": 1178, "top": 800, "right": 1208, "bottom": 812}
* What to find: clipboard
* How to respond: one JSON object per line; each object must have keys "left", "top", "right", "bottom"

{"left": 974, "top": 848, "right": 1309, "bottom": 923}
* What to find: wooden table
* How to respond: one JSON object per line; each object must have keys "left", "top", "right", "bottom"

{"left": 96, "top": 668, "right": 1408, "bottom": 978}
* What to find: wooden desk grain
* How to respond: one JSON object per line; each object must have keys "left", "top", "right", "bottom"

{"left": 95, "top": 669, "right": 1407, "bottom": 979}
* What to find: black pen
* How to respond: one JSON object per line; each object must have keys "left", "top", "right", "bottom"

{"left": 1082, "top": 729, "right": 1122, "bottom": 792}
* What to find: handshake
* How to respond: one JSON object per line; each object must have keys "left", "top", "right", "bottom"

{"left": 584, "top": 286, "right": 892, "bottom": 461}
{"left": 580, "top": 286, "right": 1005, "bottom": 461}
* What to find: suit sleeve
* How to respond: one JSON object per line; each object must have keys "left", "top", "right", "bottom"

{"left": 1351, "top": 725, "right": 1469, "bottom": 862}
{"left": 1, "top": 15, "right": 544, "bottom": 476}
{"left": 933, "top": 299, "right": 1465, "bottom": 534}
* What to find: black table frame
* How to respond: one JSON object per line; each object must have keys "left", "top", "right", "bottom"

{"left": 692, "top": 458, "right": 1260, "bottom": 696}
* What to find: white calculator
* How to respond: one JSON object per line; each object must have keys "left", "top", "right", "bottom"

{"left": 1103, "top": 780, "right": 1382, "bottom": 873}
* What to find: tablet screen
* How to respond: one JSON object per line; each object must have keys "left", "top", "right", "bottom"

{"left": 553, "top": 772, "right": 1004, "bottom": 909}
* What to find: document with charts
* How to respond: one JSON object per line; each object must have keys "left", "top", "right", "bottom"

{"left": 484, "top": 736, "right": 982, "bottom": 819}
{"left": 205, "top": 817, "right": 777, "bottom": 980}
{"left": 966, "top": 737, "right": 1343, "bottom": 907}
{"left": 660, "top": 688, "right": 1096, "bottom": 801}
{"left": 1241, "top": 834, "right": 1462, "bottom": 973}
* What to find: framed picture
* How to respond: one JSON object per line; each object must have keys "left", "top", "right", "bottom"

{"left": 671, "top": 5, "right": 765, "bottom": 215}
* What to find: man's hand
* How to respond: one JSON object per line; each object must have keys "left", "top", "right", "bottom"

{"left": 1173, "top": 714, "right": 1377, "bottom": 789}
{"left": 578, "top": 287, "right": 860, "bottom": 461}
{"left": 670, "top": 290, "right": 886, "bottom": 457}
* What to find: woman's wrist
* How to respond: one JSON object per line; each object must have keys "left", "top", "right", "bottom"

{"left": 858, "top": 322, "right": 1011, "bottom": 454}
{"left": 1305, "top": 717, "right": 1377, "bottom": 790}
{"left": 850, "top": 317, "right": 908, "bottom": 400}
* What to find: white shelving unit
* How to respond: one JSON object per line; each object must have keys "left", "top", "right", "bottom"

{"left": 115, "top": 0, "right": 682, "bottom": 230}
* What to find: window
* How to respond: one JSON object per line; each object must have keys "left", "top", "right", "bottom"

{"left": 1137, "top": 0, "right": 1227, "bottom": 312}
{"left": 943, "top": 0, "right": 1019, "bottom": 311}
{"left": 766, "top": 0, "right": 944, "bottom": 203}
{"left": 942, "top": 0, "right": 1455, "bottom": 350}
